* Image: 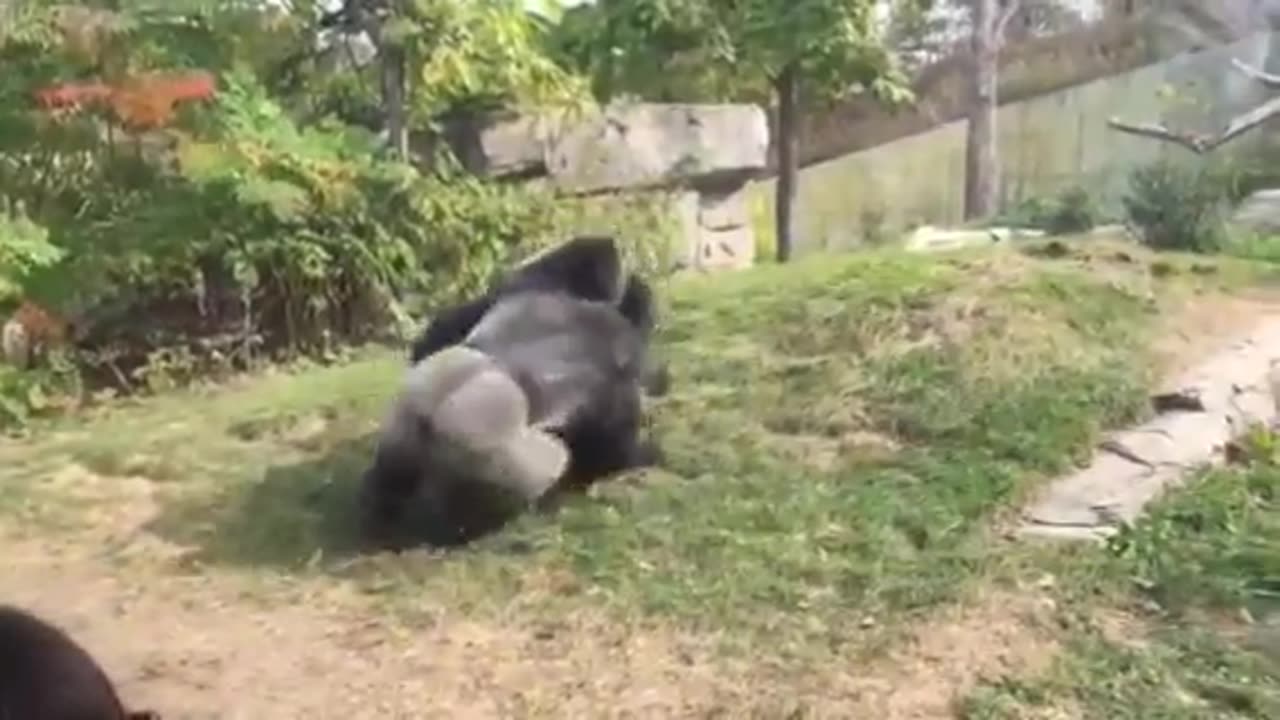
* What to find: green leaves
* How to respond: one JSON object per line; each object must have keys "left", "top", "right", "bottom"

{"left": 389, "top": 0, "right": 589, "bottom": 119}
{"left": 550, "top": 0, "right": 911, "bottom": 107}
{"left": 0, "top": 198, "right": 63, "bottom": 303}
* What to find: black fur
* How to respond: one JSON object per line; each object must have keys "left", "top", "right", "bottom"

{"left": 363, "top": 287, "right": 662, "bottom": 551}
{"left": 410, "top": 235, "right": 668, "bottom": 475}
{"left": 0, "top": 605, "right": 158, "bottom": 720}
{"left": 409, "top": 236, "right": 669, "bottom": 397}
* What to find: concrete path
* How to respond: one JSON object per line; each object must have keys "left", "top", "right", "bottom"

{"left": 1020, "top": 318, "right": 1280, "bottom": 542}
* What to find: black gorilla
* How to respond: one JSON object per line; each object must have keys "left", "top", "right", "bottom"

{"left": 359, "top": 236, "right": 665, "bottom": 550}
{"left": 0, "top": 605, "right": 158, "bottom": 720}
{"left": 408, "top": 235, "right": 668, "bottom": 394}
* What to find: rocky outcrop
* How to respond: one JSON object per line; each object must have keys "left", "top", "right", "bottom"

{"left": 544, "top": 104, "right": 768, "bottom": 194}
{"left": 1230, "top": 189, "right": 1280, "bottom": 235}
{"left": 446, "top": 103, "right": 769, "bottom": 273}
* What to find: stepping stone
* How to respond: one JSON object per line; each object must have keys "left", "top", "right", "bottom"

{"left": 1019, "top": 320, "right": 1280, "bottom": 541}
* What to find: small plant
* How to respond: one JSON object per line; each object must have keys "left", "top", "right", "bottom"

{"left": 1044, "top": 186, "right": 1100, "bottom": 235}
{"left": 0, "top": 198, "right": 64, "bottom": 304}
{"left": 1122, "top": 160, "right": 1228, "bottom": 252}
{"left": 0, "top": 350, "right": 81, "bottom": 431}
{"left": 860, "top": 205, "right": 890, "bottom": 246}
{"left": 995, "top": 185, "right": 1100, "bottom": 236}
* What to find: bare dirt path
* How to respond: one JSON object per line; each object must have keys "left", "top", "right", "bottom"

{"left": 0, "top": 515, "right": 1068, "bottom": 720}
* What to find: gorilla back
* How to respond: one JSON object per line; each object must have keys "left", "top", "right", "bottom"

{"left": 0, "top": 605, "right": 157, "bottom": 720}
{"left": 361, "top": 290, "right": 657, "bottom": 551}
{"left": 409, "top": 235, "right": 659, "bottom": 366}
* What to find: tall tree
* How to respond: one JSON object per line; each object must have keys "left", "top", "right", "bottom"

{"left": 551, "top": 0, "right": 912, "bottom": 263}
{"left": 317, "top": 0, "right": 584, "bottom": 162}
{"left": 964, "top": 0, "right": 1020, "bottom": 220}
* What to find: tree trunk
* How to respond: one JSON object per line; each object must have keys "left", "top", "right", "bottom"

{"left": 347, "top": 0, "right": 410, "bottom": 162}
{"left": 774, "top": 63, "right": 799, "bottom": 263}
{"left": 381, "top": 45, "right": 409, "bottom": 161}
{"left": 964, "top": 0, "right": 1001, "bottom": 220}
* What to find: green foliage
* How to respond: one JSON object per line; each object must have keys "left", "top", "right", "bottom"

{"left": 1106, "top": 424, "right": 1280, "bottom": 616}
{"left": 970, "top": 423, "right": 1280, "bottom": 719}
{"left": 405, "top": 0, "right": 589, "bottom": 119}
{"left": 550, "top": 0, "right": 910, "bottom": 107}
{"left": 0, "top": 7, "right": 666, "bottom": 411}
{"left": 35, "top": 68, "right": 569, "bottom": 354}
{"left": 1123, "top": 160, "right": 1229, "bottom": 253}
{"left": 0, "top": 246, "right": 1174, "bottom": 660}
{"left": 0, "top": 197, "right": 63, "bottom": 303}
{"left": 0, "top": 353, "right": 81, "bottom": 433}
{"left": 1225, "top": 234, "right": 1280, "bottom": 264}
{"left": 998, "top": 185, "right": 1103, "bottom": 236}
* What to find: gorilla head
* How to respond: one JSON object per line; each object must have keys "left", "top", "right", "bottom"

{"left": 0, "top": 604, "right": 159, "bottom": 720}
{"left": 360, "top": 285, "right": 658, "bottom": 551}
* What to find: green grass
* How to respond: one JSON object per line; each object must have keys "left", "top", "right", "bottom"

{"left": 1, "top": 237, "right": 1274, "bottom": 659}
{"left": 1225, "top": 233, "right": 1280, "bottom": 265}
{"left": 959, "top": 428, "right": 1280, "bottom": 719}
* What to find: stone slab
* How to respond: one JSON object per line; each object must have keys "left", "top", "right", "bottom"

{"left": 546, "top": 103, "right": 769, "bottom": 194}
{"left": 1019, "top": 318, "right": 1280, "bottom": 540}
{"left": 695, "top": 224, "right": 755, "bottom": 271}
{"left": 1230, "top": 188, "right": 1280, "bottom": 235}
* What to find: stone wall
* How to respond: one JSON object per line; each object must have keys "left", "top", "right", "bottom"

{"left": 781, "top": 16, "right": 1159, "bottom": 171}
{"left": 748, "top": 31, "right": 1280, "bottom": 256}
{"left": 781, "top": 2, "right": 1280, "bottom": 172}
{"left": 449, "top": 103, "right": 769, "bottom": 273}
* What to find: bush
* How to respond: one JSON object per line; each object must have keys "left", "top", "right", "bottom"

{"left": 1122, "top": 160, "right": 1228, "bottom": 253}
{"left": 0, "top": 197, "right": 62, "bottom": 304}
{"left": 0, "top": 66, "right": 674, "bottom": 398}
{"left": 997, "top": 185, "right": 1101, "bottom": 235}
{"left": 2, "top": 72, "right": 678, "bottom": 389}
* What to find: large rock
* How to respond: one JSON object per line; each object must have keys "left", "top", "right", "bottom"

{"left": 667, "top": 187, "right": 757, "bottom": 272}
{"left": 436, "top": 112, "right": 554, "bottom": 179}
{"left": 546, "top": 103, "right": 769, "bottom": 194}
{"left": 1230, "top": 188, "right": 1280, "bottom": 234}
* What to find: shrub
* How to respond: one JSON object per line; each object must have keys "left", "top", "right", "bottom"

{"left": 997, "top": 184, "right": 1101, "bottom": 235}
{"left": 0, "top": 198, "right": 63, "bottom": 304}
{"left": 1122, "top": 160, "right": 1228, "bottom": 253}
{"left": 1044, "top": 186, "right": 1101, "bottom": 235}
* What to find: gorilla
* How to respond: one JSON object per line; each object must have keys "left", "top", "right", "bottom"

{"left": 359, "top": 236, "right": 666, "bottom": 551}
{"left": 0, "top": 604, "right": 158, "bottom": 720}
{"left": 408, "top": 235, "right": 668, "bottom": 395}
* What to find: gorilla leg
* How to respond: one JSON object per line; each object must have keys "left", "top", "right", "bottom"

{"left": 554, "top": 387, "right": 660, "bottom": 493}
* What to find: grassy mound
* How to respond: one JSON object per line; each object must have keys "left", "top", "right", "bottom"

{"left": 0, "top": 237, "right": 1272, "bottom": 658}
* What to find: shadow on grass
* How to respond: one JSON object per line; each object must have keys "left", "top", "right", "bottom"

{"left": 143, "top": 428, "right": 582, "bottom": 573}
{"left": 145, "top": 433, "right": 374, "bottom": 569}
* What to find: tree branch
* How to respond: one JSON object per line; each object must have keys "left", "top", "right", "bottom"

{"left": 1231, "top": 57, "right": 1280, "bottom": 89}
{"left": 1108, "top": 94, "right": 1280, "bottom": 154}
{"left": 1106, "top": 118, "right": 1214, "bottom": 154}
{"left": 1215, "top": 94, "right": 1280, "bottom": 147}
{"left": 1107, "top": 57, "right": 1280, "bottom": 154}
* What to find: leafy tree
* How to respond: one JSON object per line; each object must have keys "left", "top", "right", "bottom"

{"left": 551, "top": 0, "right": 913, "bottom": 262}
{"left": 884, "top": 0, "right": 1088, "bottom": 220}
{"left": 315, "top": 0, "right": 586, "bottom": 160}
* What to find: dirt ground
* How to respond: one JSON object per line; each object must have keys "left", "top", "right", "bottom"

{"left": 0, "top": 523, "right": 1072, "bottom": 720}
{"left": 3, "top": 288, "right": 1278, "bottom": 719}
